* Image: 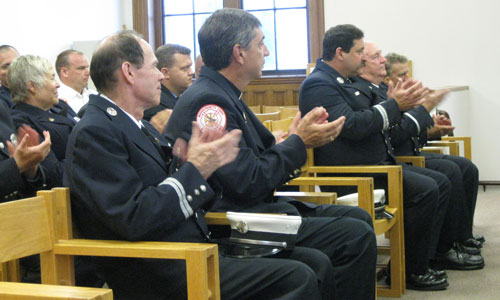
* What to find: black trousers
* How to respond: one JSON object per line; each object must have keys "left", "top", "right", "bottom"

{"left": 401, "top": 164, "right": 453, "bottom": 256}
{"left": 423, "top": 152, "right": 479, "bottom": 240}
{"left": 321, "top": 165, "right": 450, "bottom": 276}
{"left": 101, "top": 247, "right": 327, "bottom": 300}
{"left": 296, "top": 204, "right": 377, "bottom": 300}
{"left": 101, "top": 203, "right": 376, "bottom": 300}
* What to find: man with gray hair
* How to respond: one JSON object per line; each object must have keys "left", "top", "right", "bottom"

{"left": 167, "top": 8, "right": 376, "bottom": 300}
{"left": 144, "top": 44, "right": 193, "bottom": 133}
{"left": 55, "top": 49, "right": 95, "bottom": 114}
{"left": 0, "top": 45, "right": 19, "bottom": 109}
{"left": 63, "top": 29, "right": 335, "bottom": 299}
{"left": 384, "top": 52, "right": 483, "bottom": 251}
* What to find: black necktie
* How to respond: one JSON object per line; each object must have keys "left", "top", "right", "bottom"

{"left": 141, "top": 125, "right": 168, "bottom": 162}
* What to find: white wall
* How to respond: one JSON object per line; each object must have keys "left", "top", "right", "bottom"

{"left": 1, "top": 0, "right": 133, "bottom": 66}
{"left": 325, "top": 0, "right": 500, "bottom": 181}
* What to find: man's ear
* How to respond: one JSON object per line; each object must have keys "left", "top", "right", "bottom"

{"left": 335, "top": 47, "right": 344, "bottom": 62}
{"left": 121, "top": 61, "right": 134, "bottom": 84}
{"left": 232, "top": 44, "right": 245, "bottom": 65}
{"left": 160, "top": 67, "right": 169, "bottom": 80}
{"left": 60, "top": 67, "right": 68, "bottom": 79}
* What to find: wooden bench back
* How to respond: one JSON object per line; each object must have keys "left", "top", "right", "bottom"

{"left": 0, "top": 196, "right": 53, "bottom": 263}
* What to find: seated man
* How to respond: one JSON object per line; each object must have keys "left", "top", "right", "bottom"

{"left": 299, "top": 24, "right": 451, "bottom": 291}
{"left": 55, "top": 49, "right": 96, "bottom": 114}
{"left": 351, "top": 42, "right": 484, "bottom": 269}
{"left": 166, "top": 9, "right": 376, "bottom": 300}
{"left": 0, "top": 45, "right": 19, "bottom": 109}
{"left": 385, "top": 52, "right": 483, "bottom": 249}
{"left": 143, "top": 44, "right": 194, "bottom": 133}
{"left": 64, "top": 29, "right": 342, "bottom": 300}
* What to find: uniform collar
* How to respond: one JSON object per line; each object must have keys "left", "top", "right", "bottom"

{"left": 199, "top": 66, "right": 242, "bottom": 100}
{"left": 161, "top": 84, "right": 178, "bottom": 99}
{"left": 314, "top": 58, "right": 352, "bottom": 84}
{"left": 99, "top": 93, "right": 142, "bottom": 129}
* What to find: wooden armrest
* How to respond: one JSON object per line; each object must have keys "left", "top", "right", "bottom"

{"left": 50, "top": 239, "right": 219, "bottom": 299}
{"left": 291, "top": 167, "right": 403, "bottom": 216}
{"left": 53, "top": 239, "right": 217, "bottom": 259}
{"left": 0, "top": 282, "right": 113, "bottom": 299}
{"left": 289, "top": 177, "right": 377, "bottom": 215}
{"left": 396, "top": 156, "right": 425, "bottom": 168}
{"left": 420, "top": 147, "right": 444, "bottom": 154}
{"left": 427, "top": 141, "right": 460, "bottom": 156}
{"left": 205, "top": 212, "right": 229, "bottom": 225}
{"left": 442, "top": 136, "right": 471, "bottom": 159}
{"left": 204, "top": 212, "right": 287, "bottom": 226}
{"left": 274, "top": 191, "right": 337, "bottom": 205}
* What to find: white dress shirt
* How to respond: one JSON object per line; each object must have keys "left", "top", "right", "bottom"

{"left": 58, "top": 81, "right": 96, "bottom": 113}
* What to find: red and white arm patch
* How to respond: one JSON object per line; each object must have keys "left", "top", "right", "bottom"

{"left": 196, "top": 104, "right": 227, "bottom": 133}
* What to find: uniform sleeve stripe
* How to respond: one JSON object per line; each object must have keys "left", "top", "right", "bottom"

{"left": 373, "top": 104, "right": 389, "bottom": 130}
{"left": 159, "top": 177, "right": 193, "bottom": 219}
{"left": 404, "top": 112, "right": 421, "bottom": 134}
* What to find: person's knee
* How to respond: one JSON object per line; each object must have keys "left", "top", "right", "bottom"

{"left": 351, "top": 206, "right": 373, "bottom": 227}
{"left": 408, "top": 179, "right": 439, "bottom": 208}
{"left": 284, "top": 261, "right": 322, "bottom": 299}
{"left": 344, "top": 219, "right": 376, "bottom": 254}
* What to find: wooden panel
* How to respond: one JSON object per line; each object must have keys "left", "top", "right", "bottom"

{"left": 0, "top": 197, "right": 52, "bottom": 263}
{"left": 308, "top": 0, "right": 325, "bottom": 62}
{"left": 133, "top": 0, "right": 149, "bottom": 42}
{"left": 242, "top": 76, "right": 305, "bottom": 107}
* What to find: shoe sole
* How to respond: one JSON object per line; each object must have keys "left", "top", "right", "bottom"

{"left": 440, "top": 262, "right": 485, "bottom": 271}
{"left": 406, "top": 281, "right": 449, "bottom": 291}
{"left": 474, "top": 236, "right": 486, "bottom": 243}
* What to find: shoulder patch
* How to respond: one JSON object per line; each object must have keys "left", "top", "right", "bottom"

{"left": 196, "top": 104, "right": 226, "bottom": 133}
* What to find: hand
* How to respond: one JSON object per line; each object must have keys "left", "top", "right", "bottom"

{"left": 8, "top": 126, "right": 51, "bottom": 178}
{"left": 185, "top": 122, "right": 242, "bottom": 179}
{"left": 433, "top": 114, "right": 452, "bottom": 126}
{"left": 422, "top": 89, "right": 450, "bottom": 112}
{"left": 427, "top": 115, "right": 455, "bottom": 139}
{"left": 150, "top": 108, "right": 172, "bottom": 134}
{"left": 289, "top": 107, "right": 346, "bottom": 148}
{"left": 391, "top": 78, "right": 429, "bottom": 111}
{"left": 272, "top": 130, "right": 288, "bottom": 144}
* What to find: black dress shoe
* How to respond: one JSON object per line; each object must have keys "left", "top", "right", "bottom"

{"left": 406, "top": 271, "right": 449, "bottom": 291}
{"left": 474, "top": 234, "right": 486, "bottom": 243}
{"left": 428, "top": 268, "right": 447, "bottom": 280}
{"left": 455, "top": 242, "right": 481, "bottom": 255}
{"left": 436, "top": 246, "right": 485, "bottom": 270}
{"left": 463, "top": 237, "right": 483, "bottom": 249}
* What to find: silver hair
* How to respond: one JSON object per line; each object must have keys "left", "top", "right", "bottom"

{"left": 8, "top": 55, "right": 54, "bottom": 103}
{"left": 384, "top": 52, "right": 408, "bottom": 76}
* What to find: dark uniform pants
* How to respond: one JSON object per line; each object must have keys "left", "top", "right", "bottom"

{"left": 423, "top": 152, "right": 479, "bottom": 240}
{"left": 321, "top": 166, "right": 448, "bottom": 276}
{"left": 295, "top": 204, "right": 377, "bottom": 300}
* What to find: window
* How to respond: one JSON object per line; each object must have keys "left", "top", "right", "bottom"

{"left": 155, "top": 0, "right": 323, "bottom": 75}
{"left": 243, "top": 0, "right": 308, "bottom": 72}
{"left": 162, "top": 0, "right": 223, "bottom": 63}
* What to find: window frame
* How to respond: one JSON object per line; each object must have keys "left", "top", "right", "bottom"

{"left": 133, "top": 0, "right": 324, "bottom": 77}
